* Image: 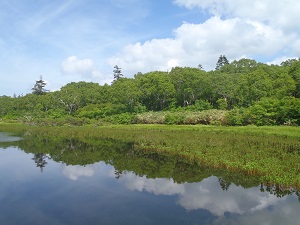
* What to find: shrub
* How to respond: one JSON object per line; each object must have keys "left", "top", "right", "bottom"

{"left": 184, "top": 100, "right": 213, "bottom": 111}
{"left": 217, "top": 98, "right": 228, "bottom": 110}
{"left": 225, "top": 108, "right": 250, "bottom": 126}
{"left": 165, "top": 112, "right": 185, "bottom": 125}
{"left": 103, "top": 113, "right": 135, "bottom": 124}
{"left": 247, "top": 97, "right": 300, "bottom": 126}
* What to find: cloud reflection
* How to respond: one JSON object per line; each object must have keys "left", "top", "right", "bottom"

{"left": 63, "top": 165, "right": 95, "bottom": 180}
{"left": 116, "top": 171, "right": 296, "bottom": 222}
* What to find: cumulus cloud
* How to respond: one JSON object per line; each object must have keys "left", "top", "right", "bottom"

{"left": 108, "top": 38, "right": 183, "bottom": 73}
{"left": 109, "top": 16, "right": 290, "bottom": 73}
{"left": 108, "top": 1, "right": 299, "bottom": 75}
{"left": 61, "top": 56, "right": 103, "bottom": 78}
{"left": 173, "top": 0, "right": 300, "bottom": 32}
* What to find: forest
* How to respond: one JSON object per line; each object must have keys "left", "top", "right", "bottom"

{"left": 1, "top": 56, "right": 300, "bottom": 126}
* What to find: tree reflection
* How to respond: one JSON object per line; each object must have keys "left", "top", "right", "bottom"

{"left": 15, "top": 135, "right": 300, "bottom": 198}
{"left": 218, "top": 177, "right": 231, "bottom": 191}
{"left": 114, "top": 169, "right": 124, "bottom": 179}
{"left": 32, "top": 153, "right": 51, "bottom": 172}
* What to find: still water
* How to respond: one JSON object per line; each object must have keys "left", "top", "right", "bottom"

{"left": 0, "top": 132, "right": 299, "bottom": 225}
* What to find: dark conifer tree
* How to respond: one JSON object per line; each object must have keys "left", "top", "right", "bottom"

{"left": 113, "top": 65, "right": 123, "bottom": 81}
{"left": 32, "top": 76, "right": 48, "bottom": 95}
{"left": 215, "top": 55, "right": 229, "bottom": 70}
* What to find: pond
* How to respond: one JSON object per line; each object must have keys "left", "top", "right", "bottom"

{"left": 0, "top": 132, "right": 299, "bottom": 225}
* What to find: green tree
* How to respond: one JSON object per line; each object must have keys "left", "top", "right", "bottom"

{"left": 135, "top": 71, "right": 175, "bottom": 111}
{"left": 52, "top": 83, "right": 82, "bottom": 115}
{"left": 288, "top": 59, "right": 300, "bottom": 97}
{"left": 113, "top": 65, "right": 123, "bottom": 81}
{"left": 215, "top": 55, "right": 229, "bottom": 70}
{"left": 280, "top": 58, "right": 298, "bottom": 67}
{"left": 236, "top": 68, "right": 273, "bottom": 106}
{"left": 110, "top": 78, "right": 142, "bottom": 112}
{"left": 221, "top": 58, "right": 260, "bottom": 74}
{"left": 32, "top": 76, "right": 48, "bottom": 95}
{"left": 169, "top": 67, "right": 212, "bottom": 107}
{"left": 210, "top": 71, "right": 239, "bottom": 109}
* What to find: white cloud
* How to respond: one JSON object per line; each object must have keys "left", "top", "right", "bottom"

{"left": 108, "top": 38, "right": 184, "bottom": 73}
{"left": 267, "top": 56, "right": 298, "bottom": 66}
{"left": 107, "top": 1, "right": 299, "bottom": 76}
{"left": 61, "top": 56, "right": 104, "bottom": 80}
{"left": 109, "top": 16, "right": 291, "bottom": 73}
{"left": 173, "top": 0, "right": 300, "bottom": 32}
{"left": 61, "top": 56, "right": 95, "bottom": 76}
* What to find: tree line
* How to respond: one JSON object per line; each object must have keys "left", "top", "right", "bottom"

{"left": 0, "top": 57, "right": 299, "bottom": 126}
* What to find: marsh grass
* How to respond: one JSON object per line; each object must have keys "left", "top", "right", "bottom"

{"left": 1, "top": 123, "right": 300, "bottom": 188}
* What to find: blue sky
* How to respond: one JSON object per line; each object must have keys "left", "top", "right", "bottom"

{"left": 1, "top": 0, "right": 299, "bottom": 96}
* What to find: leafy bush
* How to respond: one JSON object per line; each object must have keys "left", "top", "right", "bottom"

{"left": 247, "top": 97, "right": 300, "bottom": 126}
{"left": 165, "top": 112, "right": 185, "bottom": 124}
{"left": 102, "top": 113, "right": 135, "bottom": 124}
{"left": 216, "top": 98, "right": 228, "bottom": 110}
{"left": 27, "top": 116, "right": 91, "bottom": 126}
{"left": 224, "top": 108, "right": 250, "bottom": 126}
{"left": 184, "top": 99, "right": 213, "bottom": 111}
{"left": 75, "top": 103, "right": 128, "bottom": 119}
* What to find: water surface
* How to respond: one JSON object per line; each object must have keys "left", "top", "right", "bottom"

{"left": 0, "top": 133, "right": 299, "bottom": 225}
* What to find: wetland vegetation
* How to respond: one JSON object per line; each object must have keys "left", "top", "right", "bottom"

{"left": 1, "top": 123, "right": 299, "bottom": 190}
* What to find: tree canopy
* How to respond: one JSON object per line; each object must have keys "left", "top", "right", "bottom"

{"left": 1, "top": 57, "right": 299, "bottom": 126}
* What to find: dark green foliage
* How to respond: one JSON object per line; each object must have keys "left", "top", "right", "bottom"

{"left": 217, "top": 98, "right": 228, "bottom": 110}
{"left": 75, "top": 103, "right": 127, "bottom": 119}
{"left": 102, "top": 112, "right": 135, "bottom": 124}
{"left": 169, "top": 67, "right": 212, "bottom": 107}
{"left": 224, "top": 108, "right": 250, "bottom": 126}
{"left": 249, "top": 97, "right": 300, "bottom": 126}
{"left": 135, "top": 71, "right": 175, "bottom": 111}
{"left": 225, "top": 97, "right": 300, "bottom": 126}
{"left": 32, "top": 76, "right": 48, "bottom": 95}
{"left": 113, "top": 65, "right": 123, "bottom": 81}
{"left": 184, "top": 99, "right": 213, "bottom": 111}
{"left": 288, "top": 59, "right": 300, "bottom": 97}
{"left": 165, "top": 112, "right": 185, "bottom": 125}
{"left": 215, "top": 55, "right": 229, "bottom": 70}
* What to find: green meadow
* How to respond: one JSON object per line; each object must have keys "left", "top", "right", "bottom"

{"left": 1, "top": 123, "right": 300, "bottom": 188}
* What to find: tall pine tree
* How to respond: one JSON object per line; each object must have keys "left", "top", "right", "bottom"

{"left": 32, "top": 76, "right": 48, "bottom": 95}
{"left": 215, "top": 55, "right": 229, "bottom": 70}
{"left": 113, "top": 65, "right": 123, "bottom": 81}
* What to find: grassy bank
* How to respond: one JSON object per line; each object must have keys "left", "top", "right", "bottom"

{"left": 1, "top": 123, "right": 300, "bottom": 188}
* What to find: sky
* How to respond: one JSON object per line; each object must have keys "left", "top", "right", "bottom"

{"left": 1, "top": 0, "right": 300, "bottom": 96}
